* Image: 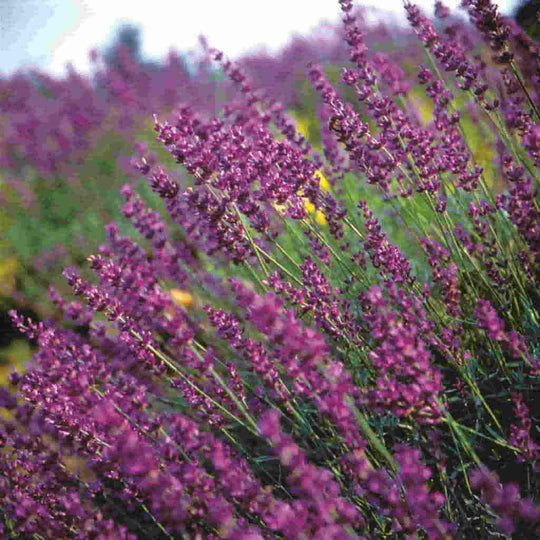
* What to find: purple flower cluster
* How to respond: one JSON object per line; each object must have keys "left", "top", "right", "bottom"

{"left": 470, "top": 468, "right": 540, "bottom": 535}
{"left": 508, "top": 392, "right": 540, "bottom": 470}
{"left": 405, "top": 2, "right": 489, "bottom": 102}
{"left": 421, "top": 237, "right": 461, "bottom": 318}
{"left": 359, "top": 286, "right": 444, "bottom": 425}
{"left": 358, "top": 200, "right": 413, "bottom": 285}
{"left": 259, "top": 410, "right": 365, "bottom": 537}
{"left": 474, "top": 299, "right": 535, "bottom": 368}
{"left": 462, "top": 0, "right": 514, "bottom": 65}
{"left": 2, "top": 0, "right": 540, "bottom": 538}
{"left": 0, "top": 69, "right": 107, "bottom": 176}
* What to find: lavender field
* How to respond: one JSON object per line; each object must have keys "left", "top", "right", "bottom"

{"left": 0, "top": 1, "right": 539, "bottom": 538}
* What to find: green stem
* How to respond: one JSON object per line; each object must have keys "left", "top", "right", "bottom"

{"left": 347, "top": 397, "right": 398, "bottom": 475}
{"left": 435, "top": 396, "right": 483, "bottom": 467}
{"left": 510, "top": 60, "right": 540, "bottom": 122}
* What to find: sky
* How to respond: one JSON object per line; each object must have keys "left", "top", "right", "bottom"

{"left": 0, "top": 0, "right": 524, "bottom": 77}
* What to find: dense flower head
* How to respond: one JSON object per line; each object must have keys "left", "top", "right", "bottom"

{"left": 462, "top": 0, "right": 514, "bottom": 64}
{"left": 508, "top": 392, "right": 540, "bottom": 469}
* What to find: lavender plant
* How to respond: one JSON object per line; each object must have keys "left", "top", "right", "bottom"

{"left": 1, "top": 1, "right": 539, "bottom": 538}
{"left": 0, "top": 17, "right": 380, "bottom": 317}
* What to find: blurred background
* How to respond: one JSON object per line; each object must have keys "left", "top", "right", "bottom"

{"left": 0, "top": 0, "right": 526, "bottom": 77}
{"left": 0, "top": 0, "right": 538, "bottom": 383}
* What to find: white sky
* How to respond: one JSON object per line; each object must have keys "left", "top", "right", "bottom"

{"left": 0, "top": 0, "right": 522, "bottom": 77}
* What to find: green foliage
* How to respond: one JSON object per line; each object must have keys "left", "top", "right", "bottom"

{"left": 1, "top": 119, "right": 177, "bottom": 314}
